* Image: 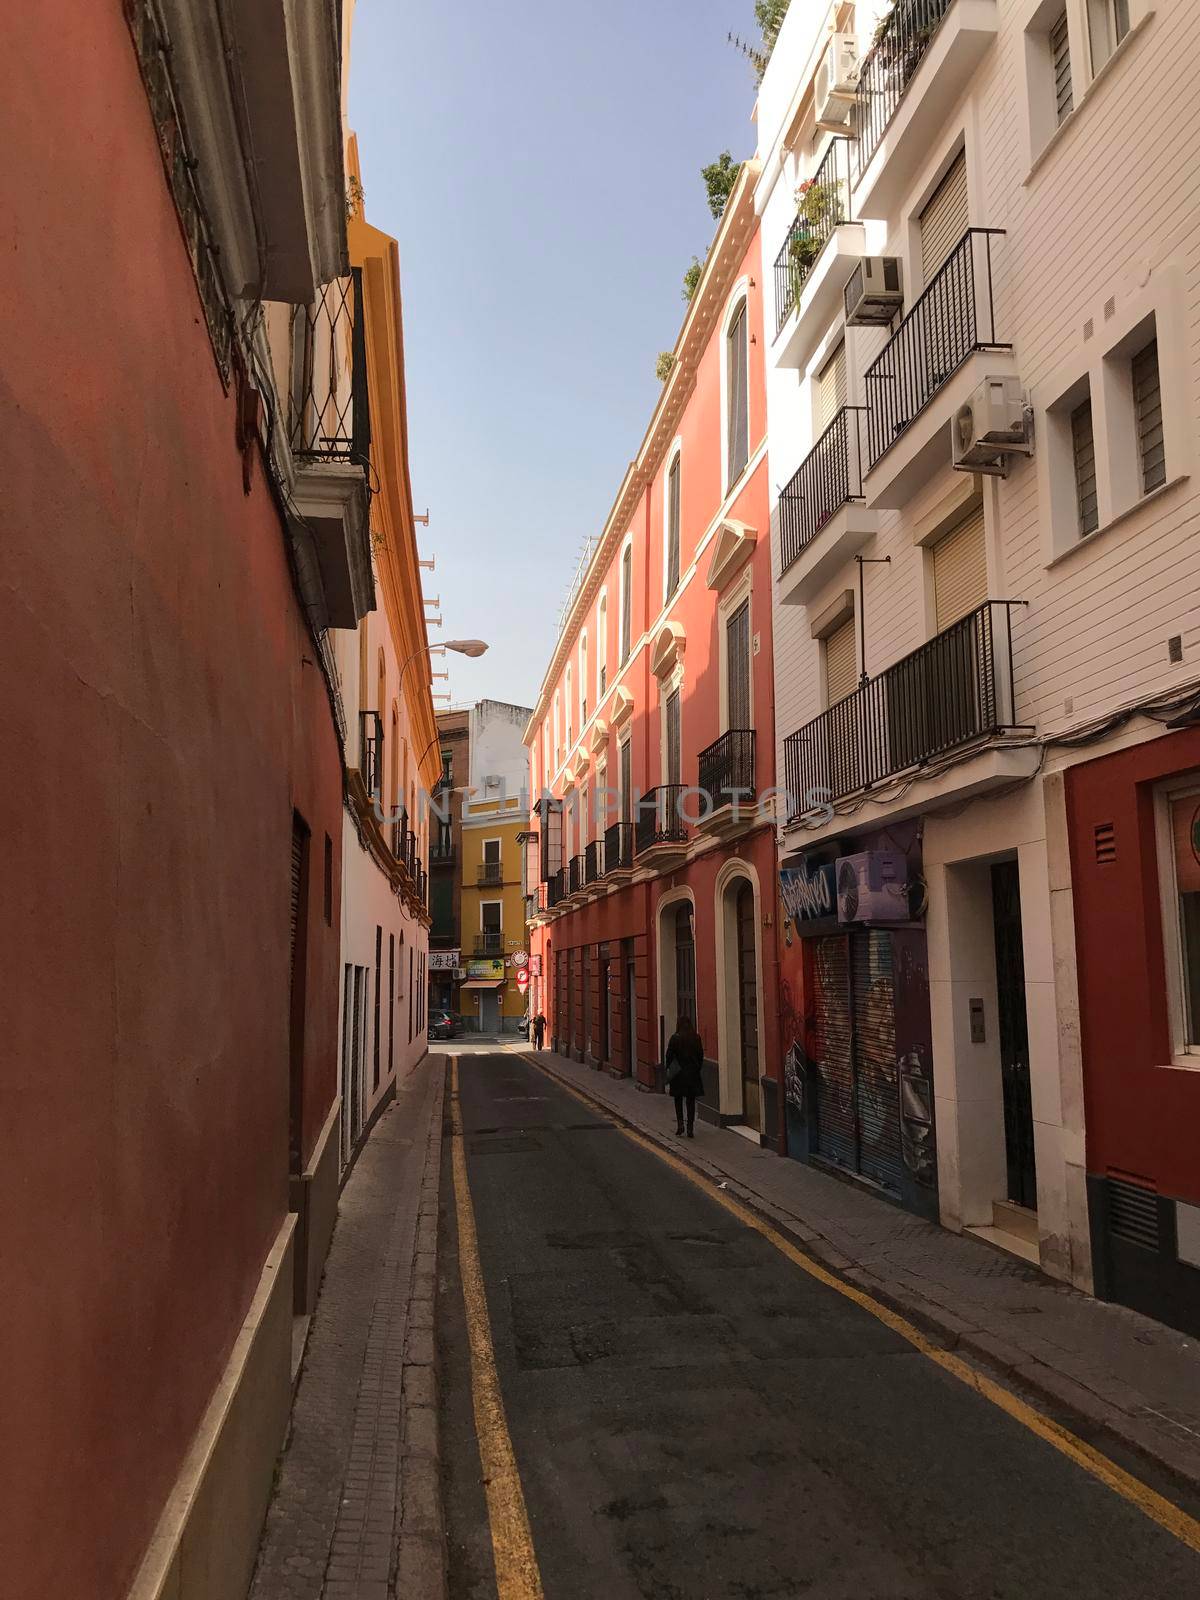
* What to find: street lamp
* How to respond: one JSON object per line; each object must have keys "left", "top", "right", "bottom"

{"left": 396, "top": 637, "right": 489, "bottom": 697}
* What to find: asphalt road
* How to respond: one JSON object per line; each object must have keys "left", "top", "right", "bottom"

{"left": 438, "top": 1052, "right": 1200, "bottom": 1600}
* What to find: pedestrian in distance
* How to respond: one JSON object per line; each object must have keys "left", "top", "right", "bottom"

{"left": 664, "top": 1014, "right": 704, "bottom": 1138}
{"left": 532, "top": 1012, "right": 546, "bottom": 1050}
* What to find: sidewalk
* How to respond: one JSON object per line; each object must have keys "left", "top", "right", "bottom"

{"left": 524, "top": 1048, "right": 1200, "bottom": 1496}
{"left": 248, "top": 1055, "right": 446, "bottom": 1600}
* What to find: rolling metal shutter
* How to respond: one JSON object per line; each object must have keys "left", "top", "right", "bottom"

{"left": 824, "top": 616, "right": 858, "bottom": 706}
{"left": 815, "top": 342, "right": 848, "bottom": 433}
{"left": 933, "top": 504, "right": 987, "bottom": 631}
{"left": 289, "top": 820, "right": 305, "bottom": 992}
{"left": 851, "top": 931, "right": 904, "bottom": 1195}
{"left": 812, "top": 936, "right": 856, "bottom": 1172}
{"left": 1133, "top": 339, "right": 1166, "bottom": 492}
{"left": 920, "top": 152, "right": 969, "bottom": 283}
{"left": 1050, "top": 11, "right": 1073, "bottom": 124}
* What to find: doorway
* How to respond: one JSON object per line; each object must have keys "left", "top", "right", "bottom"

{"left": 736, "top": 882, "right": 761, "bottom": 1126}
{"left": 623, "top": 937, "right": 637, "bottom": 1079}
{"left": 599, "top": 958, "right": 611, "bottom": 1063}
{"left": 480, "top": 988, "right": 501, "bottom": 1035}
{"left": 991, "top": 860, "right": 1036, "bottom": 1209}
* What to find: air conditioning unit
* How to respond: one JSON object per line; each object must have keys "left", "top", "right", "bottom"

{"left": 952, "top": 377, "right": 1034, "bottom": 475}
{"left": 844, "top": 257, "right": 903, "bottom": 325}
{"left": 836, "top": 851, "right": 909, "bottom": 924}
{"left": 815, "top": 34, "right": 861, "bottom": 132}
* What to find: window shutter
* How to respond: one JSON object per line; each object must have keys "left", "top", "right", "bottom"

{"left": 919, "top": 152, "right": 969, "bottom": 283}
{"left": 667, "top": 457, "right": 681, "bottom": 596}
{"left": 933, "top": 505, "right": 988, "bottom": 631}
{"left": 1132, "top": 339, "right": 1166, "bottom": 493}
{"left": 727, "top": 303, "right": 749, "bottom": 483}
{"left": 726, "top": 600, "right": 751, "bottom": 729}
{"left": 665, "top": 689, "right": 681, "bottom": 785}
{"left": 814, "top": 343, "right": 848, "bottom": 434}
{"left": 1050, "top": 12, "right": 1074, "bottom": 124}
{"left": 825, "top": 616, "right": 857, "bottom": 706}
{"left": 1071, "top": 398, "right": 1099, "bottom": 535}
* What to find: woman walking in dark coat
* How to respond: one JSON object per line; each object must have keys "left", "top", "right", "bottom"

{"left": 664, "top": 1014, "right": 705, "bottom": 1138}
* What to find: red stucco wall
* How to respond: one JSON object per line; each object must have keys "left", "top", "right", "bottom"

{"left": 1066, "top": 727, "right": 1200, "bottom": 1204}
{"left": 0, "top": 8, "right": 343, "bottom": 1596}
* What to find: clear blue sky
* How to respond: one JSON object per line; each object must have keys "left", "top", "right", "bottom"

{"left": 349, "top": 0, "right": 760, "bottom": 708}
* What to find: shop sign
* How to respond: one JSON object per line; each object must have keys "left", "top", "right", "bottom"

{"left": 466, "top": 958, "right": 506, "bottom": 981}
{"left": 429, "top": 950, "right": 460, "bottom": 970}
{"left": 780, "top": 860, "right": 837, "bottom": 926}
{"left": 529, "top": 954, "right": 542, "bottom": 976}
{"left": 510, "top": 950, "right": 529, "bottom": 969}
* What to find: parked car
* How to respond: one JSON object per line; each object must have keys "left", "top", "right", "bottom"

{"left": 428, "top": 1010, "right": 460, "bottom": 1040}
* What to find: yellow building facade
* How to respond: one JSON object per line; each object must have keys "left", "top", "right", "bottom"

{"left": 459, "top": 795, "right": 529, "bottom": 1033}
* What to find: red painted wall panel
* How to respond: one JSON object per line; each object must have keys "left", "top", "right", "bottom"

{"left": 1066, "top": 728, "right": 1200, "bottom": 1203}
{"left": 0, "top": 7, "right": 342, "bottom": 1596}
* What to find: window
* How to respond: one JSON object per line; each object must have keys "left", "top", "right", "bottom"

{"left": 824, "top": 615, "right": 857, "bottom": 707}
{"left": 619, "top": 736, "right": 632, "bottom": 824}
{"left": 726, "top": 300, "right": 749, "bottom": 486}
{"left": 1088, "top": 0, "right": 1130, "bottom": 72}
{"left": 1132, "top": 338, "right": 1166, "bottom": 494}
{"left": 919, "top": 151, "right": 969, "bottom": 284}
{"left": 666, "top": 454, "right": 681, "bottom": 598}
{"left": 581, "top": 785, "right": 590, "bottom": 849}
{"left": 579, "top": 633, "right": 588, "bottom": 724}
{"left": 565, "top": 665, "right": 573, "bottom": 751}
{"left": 726, "top": 599, "right": 751, "bottom": 730}
{"left": 598, "top": 592, "right": 608, "bottom": 696}
{"left": 373, "top": 924, "right": 382, "bottom": 1090}
{"left": 553, "top": 693, "right": 561, "bottom": 768}
{"left": 664, "top": 688, "right": 681, "bottom": 787}
{"left": 1158, "top": 782, "right": 1200, "bottom": 1057}
{"left": 620, "top": 544, "right": 633, "bottom": 665}
{"left": 814, "top": 343, "right": 847, "bottom": 434}
{"left": 1049, "top": 10, "right": 1074, "bottom": 123}
{"left": 1071, "top": 396, "right": 1099, "bottom": 536}
{"left": 674, "top": 903, "right": 696, "bottom": 1024}
{"left": 388, "top": 934, "right": 395, "bottom": 1077}
{"left": 543, "top": 720, "right": 551, "bottom": 787}
{"left": 440, "top": 748, "right": 453, "bottom": 784}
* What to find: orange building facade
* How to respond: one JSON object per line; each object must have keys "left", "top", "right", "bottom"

{"left": 525, "top": 167, "right": 784, "bottom": 1143}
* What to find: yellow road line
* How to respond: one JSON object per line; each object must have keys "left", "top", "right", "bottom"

{"left": 524, "top": 1052, "right": 1200, "bottom": 1558}
{"left": 449, "top": 1058, "right": 545, "bottom": 1600}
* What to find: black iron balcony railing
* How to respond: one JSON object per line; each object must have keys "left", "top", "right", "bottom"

{"left": 778, "top": 407, "right": 868, "bottom": 574}
{"left": 417, "top": 863, "right": 428, "bottom": 907}
{"left": 525, "top": 884, "right": 548, "bottom": 920}
{"left": 774, "top": 137, "right": 853, "bottom": 335}
{"left": 585, "top": 839, "right": 604, "bottom": 884}
{"left": 547, "top": 868, "right": 565, "bottom": 907}
{"left": 604, "top": 821, "right": 633, "bottom": 874}
{"left": 568, "top": 854, "right": 584, "bottom": 895}
{"left": 391, "top": 809, "right": 409, "bottom": 864}
{"left": 635, "top": 786, "right": 688, "bottom": 855}
{"left": 855, "top": 0, "right": 955, "bottom": 178}
{"left": 290, "top": 269, "right": 371, "bottom": 467}
{"left": 474, "top": 930, "right": 504, "bottom": 957}
{"left": 784, "top": 601, "right": 1028, "bottom": 814}
{"left": 358, "top": 710, "right": 382, "bottom": 799}
{"left": 430, "top": 834, "right": 455, "bottom": 865}
{"left": 864, "top": 229, "right": 1009, "bottom": 471}
{"left": 698, "top": 730, "right": 757, "bottom": 809}
{"left": 477, "top": 861, "right": 503, "bottom": 886}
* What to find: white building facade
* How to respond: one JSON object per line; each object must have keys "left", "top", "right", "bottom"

{"left": 760, "top": 0, "right": 1200, "bottom": 1332}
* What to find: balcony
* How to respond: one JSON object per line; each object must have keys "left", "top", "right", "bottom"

{"left": 477, "top": 861, "right": 503, "bottom": 886}
{"left": 525, "top": 884, "right": 549, "bottom": 922}
{"left": 585, "top": 839, "right": 604, "bottom": 885}
{"left": 391, "top": 809, "right": 410, "bottom": 866}
{"left": 783, "top": 601, "right": 1033, "bottom": 831}
{"left": 777, "top": 407, "right": 877, "bottom": 606}
{"left": 634, "top": 786, "right": 688, "bottom": 867}
{"left": 358, "top": 711, "right": 382, "bottom": 800}
{"left": 547, "top": 868, "right": 565, "bottom": 908}
{"left": 853, "top": 1, "right": 1000, "bottom": 221}
{"left": 863, "top": 229, "right": 1013, "bottom": 509}
{"left": 697, "top": 731, "right": 757, "bottom": 835}
{"left": 430, "top": 836, "right": 455, "bottom": 867}
{"left": 473, "top": 931, "right": 505, "bottom": 958}
{"left": 773, "top": 138, "right": 865, "bottom": 370}
{"left": 288, "top": 272, "right": 374, "bottom": 627}
{"left": 604, "top": 822, "right": 634, "bottom": 881}
{"left": 567, "top": 854, "right": 585, "bottom": 897}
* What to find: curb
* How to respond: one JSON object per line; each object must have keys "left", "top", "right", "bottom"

{"left": 396, "top": 1058, "right": 448, "bottom": 1600}
{"left": 521, "top": 1050, "right": 1200, "bottom": 1502}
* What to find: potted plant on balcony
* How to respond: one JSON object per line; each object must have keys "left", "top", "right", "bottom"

{"left": 787, "top": 177, "right": 843, "bottom": 302}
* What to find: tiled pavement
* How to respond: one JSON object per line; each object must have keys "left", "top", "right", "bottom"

{"left": 524, "top": 1047, "right": 1200, "bottom": 1496}
{"left": 248, "top": 1056, "right": 446, "bottom": 1600}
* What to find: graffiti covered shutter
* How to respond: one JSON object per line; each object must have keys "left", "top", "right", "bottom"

{"left": 812, "top": 936, "right": 856, "bottom": 1172}
{"left": 851, "top": 930, "right": 904, "bottom": 1195}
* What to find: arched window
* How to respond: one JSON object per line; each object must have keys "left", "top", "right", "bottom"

{"left": 725, "top": 298, "right": 749, "bottom": 487}
{"left": 597, "top": 591, "right": 608, "bottom": 697}
{"left": 665, "top": 450, "right": 681, "bottom": 599}
{"left": 619, "top": 543, "right": 633, "bottom": 666}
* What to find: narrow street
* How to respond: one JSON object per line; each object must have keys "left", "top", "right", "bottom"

{"left": 441, "top": 1052, "right": 1200, "bottom": 1600}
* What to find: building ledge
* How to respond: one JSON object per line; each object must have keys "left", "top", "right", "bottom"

{"left": 290, "top": 459, "right": 373, "bottom": 627}
{"left": 779, "top": 502, "right": 878, "bottom": 606}
{"left": 853, "top": 0, "right": 1000, "bottom": 222}
{"left": 780, "top": 738, "right": 1040, "bottom": 853}
{"left": 774, "top": 224, "right": 866, "bottom": 371}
